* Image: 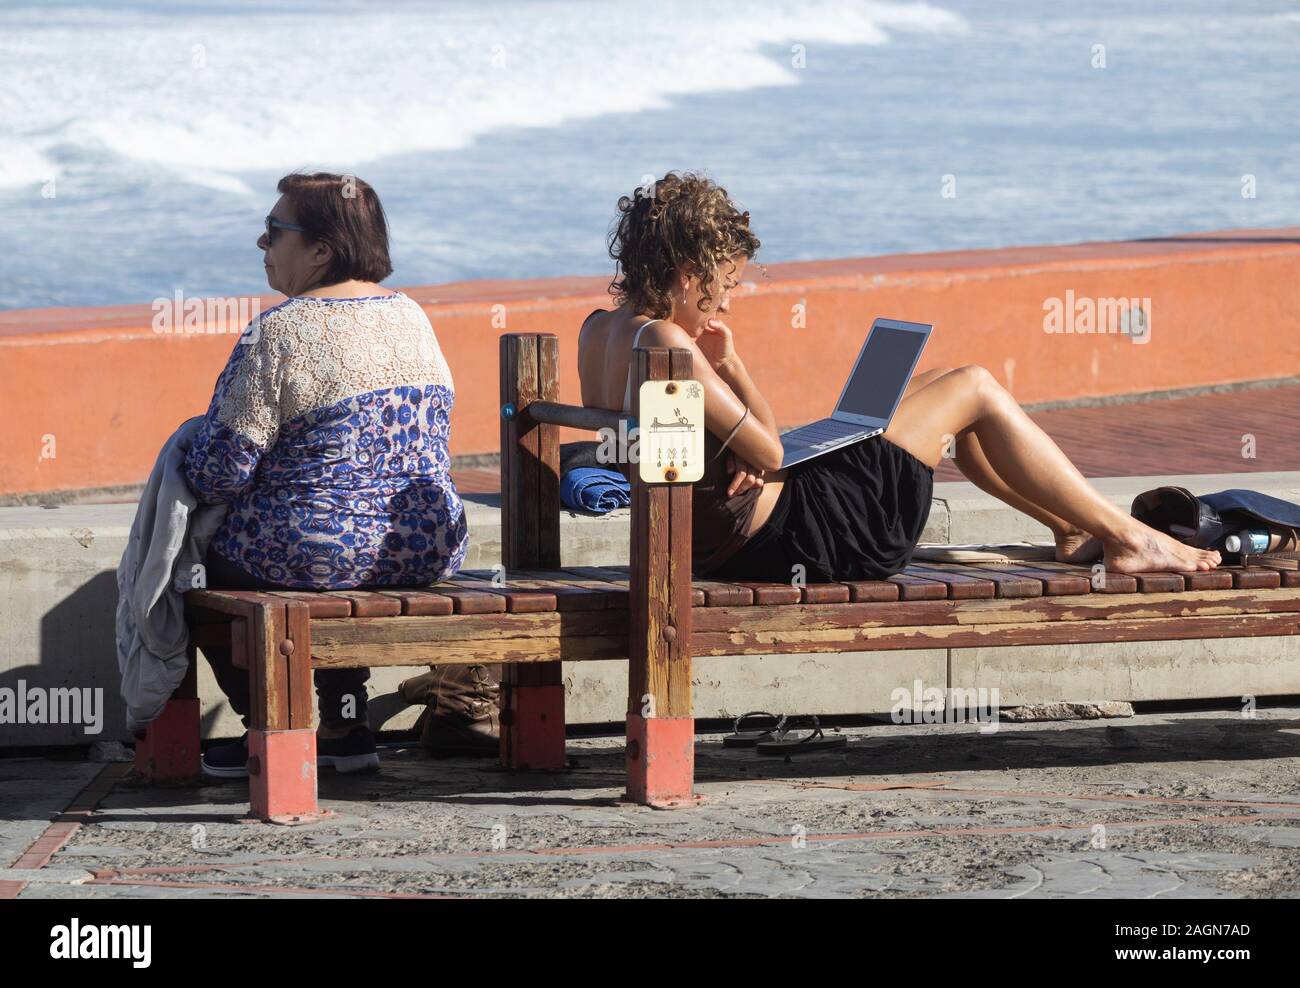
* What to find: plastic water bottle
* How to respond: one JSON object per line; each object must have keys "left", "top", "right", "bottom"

{"left": 1224, "top": 529, "right": 1271, "bottom": 554}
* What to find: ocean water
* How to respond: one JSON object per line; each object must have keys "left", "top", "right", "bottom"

{"left": 1, "top": 0, "right": 1298, "bottom": 311}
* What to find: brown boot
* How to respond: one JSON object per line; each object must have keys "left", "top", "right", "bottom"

{"left": 400, "top": 664, "right": 500, "bottom": 757}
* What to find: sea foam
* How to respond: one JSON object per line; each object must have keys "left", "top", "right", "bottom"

{"left": 0, "top": 0, "right": 966, "bottom": 188}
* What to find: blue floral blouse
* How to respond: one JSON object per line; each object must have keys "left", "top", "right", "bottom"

{"left": 183, "top": 292, "right": 469, "bottom": 589}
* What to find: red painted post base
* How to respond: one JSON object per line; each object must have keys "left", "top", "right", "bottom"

{"left": 500, "top": 684, "right": 567, "bottom": 771}
{"left": 247, "top": 728, "right": 318, "bottom": 822}
{"left": 624, "top": 714, "right": 696, "bottom": 808}
{"left": 133, "top": 698, "right": 201, "bottom": 785}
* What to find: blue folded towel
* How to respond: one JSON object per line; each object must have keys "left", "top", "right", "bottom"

{"left": 560, "top": 467, "right": 631, "bottom": 514}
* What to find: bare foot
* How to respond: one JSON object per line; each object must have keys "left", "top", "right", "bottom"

{"left": 1104, "top": 526, "right": 1221, "bottom": 573}
{"left": 1054, "top": 527, "right": 1103, "bottom": 564}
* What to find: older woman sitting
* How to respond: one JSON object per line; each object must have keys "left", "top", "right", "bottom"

{"left": 189, "top": 172, "right": 468, "bottom": 778}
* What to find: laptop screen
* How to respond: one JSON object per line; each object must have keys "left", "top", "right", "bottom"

{"left": 836, "top": 324, "right": 929, "bottom": 420}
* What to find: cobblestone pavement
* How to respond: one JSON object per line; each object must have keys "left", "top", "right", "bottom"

{"left": 4, "top": 706, "right": 1299, "bottom": 899}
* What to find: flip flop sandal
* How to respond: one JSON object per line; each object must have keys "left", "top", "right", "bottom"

{"left": 722, "top": 710, "right": 786, "bottom": 747}
{"left": 756, "top": 715, "right": 848, "bottom": 756}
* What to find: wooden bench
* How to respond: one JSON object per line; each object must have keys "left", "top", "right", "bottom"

{"left": 136, "top": 333, "right": 1300, "bottom": 821}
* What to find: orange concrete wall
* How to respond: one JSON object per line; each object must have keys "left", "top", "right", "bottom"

{"left": 2, "top": 228, "right": 1298, "bottom": 497}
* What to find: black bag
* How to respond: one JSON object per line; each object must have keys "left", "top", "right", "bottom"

{"left": 1130, "top": 486, "right": 1300, "bottom": 553}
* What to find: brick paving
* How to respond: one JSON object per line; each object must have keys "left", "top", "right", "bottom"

{"left": 448, "top": 466, "right": 499, "bottom": 495}
{"left": 449, "top": 384, "right": 1300, "bottom": 494}
{"left": 934, "top": 384, "right": 1300, "bottom": 483}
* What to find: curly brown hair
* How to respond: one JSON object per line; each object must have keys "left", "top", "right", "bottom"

{"left": 607, "top": 171, "right": 760, "bottom": 319}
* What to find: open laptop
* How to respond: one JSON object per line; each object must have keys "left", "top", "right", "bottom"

{"left": 780, "top": 317, "right": 933, "bottom": 469}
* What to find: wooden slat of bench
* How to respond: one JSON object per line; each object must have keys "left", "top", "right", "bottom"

{"left": 314, "top": 608, "right": 1300, "bottom": 665}
{"left": 924, "top": 562, "right": 1042, "bottom": 598}
{"left": 427, "top": 582, "right": 507, "bottom": 614}
{"left": 186, "top": 589, "right": 261, "bottom": 616}
{"left": 447, "top": 572, "right": 557, "bottom": 612}
{"left": 374, "top": 589, "right": 456, "bottom": 616}
{"left": 263, "top": 590, "right": 354, "bottom": 618}
{"left": 310, "top": 610, "right": 630, "bottom": 667}
{"left": 556, "top": 569, "right": 880, "bottom": 605}
{"left": 689, "top": 587, "right": 1300, "bottom": 635}
{"left": 320, "top": 590, "right": 403, "bottom": 617}
{"left": 732, "top": 581, "right": 802, "bottom": 605}
{"left": 1173, "top": 569, "right": 1234, "bottom": 591}
{"left": 1029, "top": 560, "right": 1139, "bottom": 594}
{"left": 310, "top": 586, "right": 1300, "bottom": 665}
{"left": 566, "top": 565, "right": 707, "bottom": 607}
{"left": 905, "top": 563, "right": 997, "bottom": 599}
{"left": 885, "top": 571, "right": 950, "bottom": 600}
{"left": 314, "top": 635, "right": 628, "bottom": 667}
{"left": 691, "top": 578, "right": 755, "bottom": 606}
{"left": 1255, "top": 559, "right": 1300, "bottom": 587}
{"left": 977, "top": 563, "right": 1092, "bottom": 596}
{"left": 552, "top": 566, "right": 638, "bottom": 605}
{"left": 802, "top": 582, "right": 855, "bottom": 603}
{"left": 1232, "top": 565, "right": 1283, "bottom": 590}
{"left": 486, "top": 569, "right": 614, "bottom": 611}
{"left": 211, "top": 589, "right": 308, "bottom": 613}
{"left": 525, "top": 569, "right": 627, "bottom": 609}
{"left": 835, "top": 580, "right": 899, "bottom": 603}
{"left": 311, "top": 610, "right": 627, "bottom": 643}
{"left": 694, "top": 610, "right": 1300, "bottom": 654}
{"left": 1130, "top": 572, "right": 1186, "bottom": 593}
{"left": 1257, "top": 556, "right": 1299, "bottom": 570}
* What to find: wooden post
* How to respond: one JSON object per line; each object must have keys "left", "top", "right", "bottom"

{"left": 133, "top": 651, "right": 201, "bottom": 785}
{"left": 247, "top": 600, "right": 319, "bottom": 821}
{"left": 625, "top": 345, "right": 696, "bottom": 807}
{"left": 498, "top": 333, "right": 567, "bottom": 771}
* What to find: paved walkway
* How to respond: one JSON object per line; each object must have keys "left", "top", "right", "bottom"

{"left": 938, "top": 384, "right": 1300, "bottom": 483}
{"left": 449, "top": 384, "right": 1300, "bottom": 494}
{"left": 5, "top": 707, "right": 1299, "bottom": 899}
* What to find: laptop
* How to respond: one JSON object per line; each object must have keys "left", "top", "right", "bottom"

{"left": 780, "top": 317, "right": 933, "bottom": 469}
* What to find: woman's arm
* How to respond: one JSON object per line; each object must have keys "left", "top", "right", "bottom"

{"left": 641, "top": 319, "right": 784, "bottom": 473}
{"left": 183, "top": 317, "right": 284, "bottom": 503}
{"left": 713, "top": 343, "right": 777, "bottom": 433}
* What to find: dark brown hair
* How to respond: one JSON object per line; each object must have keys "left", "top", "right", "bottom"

{"left": 276, "top": 172, "right": 393, "bottom": 285}
{"left": 608, "top": 171, "right": 760, "bottom": 319}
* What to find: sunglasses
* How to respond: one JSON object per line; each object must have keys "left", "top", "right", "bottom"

{"left": 264, "top": 214, "right": 307, "bottom": 243}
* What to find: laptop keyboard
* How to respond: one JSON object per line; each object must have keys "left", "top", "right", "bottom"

{"left": 783, "top": 420, "right": 877, "bottom": 451}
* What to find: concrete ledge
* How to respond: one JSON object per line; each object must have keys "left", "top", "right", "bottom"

{"left": 2, "top": 471, "right": 1299, "bottom": 745}
{"left": 4, "top": 227, "right": 1299, "bottom": 496}
{"left": 951, "top": 636, "right": 1300, "bottom": 707}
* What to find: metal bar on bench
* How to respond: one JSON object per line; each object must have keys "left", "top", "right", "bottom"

{"left": 526, "top": 400, "right": 629, "bottom": 434}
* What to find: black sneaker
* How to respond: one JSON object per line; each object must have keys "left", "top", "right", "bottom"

{"left": 202, "top": 733, "right": 249, "bottom": 779}
{"left": 316, "top": 725, "right": 380, "bottom": 774}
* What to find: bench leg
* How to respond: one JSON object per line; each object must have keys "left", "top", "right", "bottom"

{"left": 248, "top": 728, "right": 317, "bottom": 820}
{"left": 500, "top": 662, "right": 567, "bottom": 771}
{"left": 625, "top": 712, "right": 694, "bottom": 807}
{"left": 134, "top": 657, "right": 201, "bottom": 785}
{"left": 248, "top": 602, "right": 319, "bottom": 822}
{"left": 625, "top": 400, "right": 695, "bottom": 807}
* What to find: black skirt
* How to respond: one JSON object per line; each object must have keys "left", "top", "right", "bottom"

{"left": 708, "top": 437, "right": 934, "bottom": 583}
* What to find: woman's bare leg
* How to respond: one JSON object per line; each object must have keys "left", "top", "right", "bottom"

{"left": 898, "top": 369, "right": 1100, "bottom": 561}
{"left": 883, "top": 365, "right": 1220, "bottom": 573}
{"left": 955, "top": 427, "right": 1103, "bottom": 562}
